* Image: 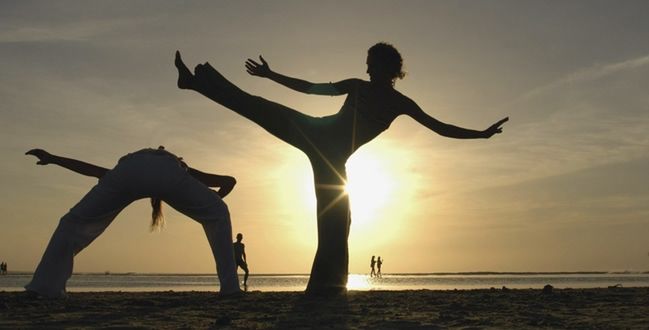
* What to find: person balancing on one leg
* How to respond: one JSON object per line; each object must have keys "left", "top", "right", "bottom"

{"left": 175, "top": 43, "right": 508, "bottom": 295}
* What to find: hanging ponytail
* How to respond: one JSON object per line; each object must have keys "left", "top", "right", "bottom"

{"left": 150, "top": 197, "right": 165, "bottom": 231}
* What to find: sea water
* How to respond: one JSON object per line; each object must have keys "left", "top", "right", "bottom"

{"left": 2, "top": 272, "right": 649, "bottom": 292}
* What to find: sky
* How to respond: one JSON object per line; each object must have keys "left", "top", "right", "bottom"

{"left": 1, "top": 1, "right": 648, "bottom": 275}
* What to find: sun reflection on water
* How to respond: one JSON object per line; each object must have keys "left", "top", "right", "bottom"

{"left": 346, "top": 274, "right": 372, "bottom": 290}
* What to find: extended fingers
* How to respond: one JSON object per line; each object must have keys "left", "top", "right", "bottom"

{"left": 244, "top": 64, "right": 256, "bottom": 75}
{"left": 25, "top": 148, "right": 43, "bottom": 156}
{"left": 25, "top": 149, "right": 49, "bottom": 164}
{"left": 246, "top": 59, "right": 261, "bottom": 67}
{"left": 490, "top": 117, "right": 509, "bottom": 133}
{"left": 245, "top": 59, "right": 263, "bottom": 75}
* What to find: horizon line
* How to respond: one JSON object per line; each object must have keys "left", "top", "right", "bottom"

{"left": 3, "top": 270, "right": 649, "bottom": 276}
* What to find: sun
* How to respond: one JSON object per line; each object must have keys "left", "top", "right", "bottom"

{"left": 345, "top": 151, "right": 395, "bottom": 229}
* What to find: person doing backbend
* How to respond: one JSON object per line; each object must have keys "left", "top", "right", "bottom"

{"left": 24, "top": 147, "right": 241, "bottom": 298}
{"left": 175, "top": 42, "right": 508, "bottom": 295}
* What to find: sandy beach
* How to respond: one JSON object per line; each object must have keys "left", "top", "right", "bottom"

{"left": 1, "top": 287, "right": 648, "bottom": 329}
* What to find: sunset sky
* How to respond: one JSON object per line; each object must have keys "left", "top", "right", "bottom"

{"left": 1, "top": 1, "right": 648, "bottom": 275}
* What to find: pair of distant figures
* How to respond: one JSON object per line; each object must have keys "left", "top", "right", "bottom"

{"left": 23, "top": 42, "right": 507, "bottom": 298}
{"left": 0, "top": 261, "right": 7, "bottom": 275}
{"left": 370, "top": 256, "right": 383, "bottom": 278}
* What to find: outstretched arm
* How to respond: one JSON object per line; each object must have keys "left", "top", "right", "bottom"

{"left": 187, "top": 167, "right": 237, "bottom": 198}
{"left": 245, "top": 55, "right": 357, "bottom": 96}
{"left": 25, "top": 149, "right": 109, "bottom": 178}
{"left": 404, "top": 100, "right": 508, "bottom": 139}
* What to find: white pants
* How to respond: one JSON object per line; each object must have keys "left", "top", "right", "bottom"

{"left": 26, "top": 150, "right": 240, "bottom": 298}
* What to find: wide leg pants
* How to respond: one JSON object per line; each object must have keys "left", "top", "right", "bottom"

{"left": 26, "top": 150, "right": 239, "bottom": 298}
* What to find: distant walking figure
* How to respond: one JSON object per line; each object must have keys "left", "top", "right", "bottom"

{"left": 175, "top": 42, "right": 508, "bottom": 295}
{"left": 376, "top": 256, "right": 383, "bottom": 278}
{"left": 233, "top": 233, "right": 249, "bottom": 287}
{"left": 370, "top": 256, "right": 377, "bottom": 277}
{"left": 24, "top": 148, "right": 241, "bottom": 298}
{"left": 0, "top": 262, "right": 6, "bottom": 275}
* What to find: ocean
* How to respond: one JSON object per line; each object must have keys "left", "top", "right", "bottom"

{"left": 2, "top": 272, "right": 649, "bottom": 292}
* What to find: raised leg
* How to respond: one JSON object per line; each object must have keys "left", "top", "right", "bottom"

{"left": 175, "top": 52, "right": 317, "bottom": 153}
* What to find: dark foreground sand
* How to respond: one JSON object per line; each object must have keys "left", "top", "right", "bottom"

{"left": 2, "top": 288, "right": 648, "bottom": 329}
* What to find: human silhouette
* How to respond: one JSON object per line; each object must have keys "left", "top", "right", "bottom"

{"left": 370, "top": 256, "right": 376, "bottom": 277}
{"left": 233, "top": 233, "right": 249, "bottom": 287}
{"left": 24, "top": 147, "right": 241, "bottom": 298}
{"left": 175, "top": 42, "right": 508, "bottom": 295}
{"left": 376, "top": 256, "right": 383, "bottom": 278}
{"left": 0, "top": 261, "right": 6, "bottom": 275}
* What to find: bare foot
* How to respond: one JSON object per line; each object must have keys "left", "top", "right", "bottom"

{"left": 175, "top": 50, "right": 194, "bottom": 89}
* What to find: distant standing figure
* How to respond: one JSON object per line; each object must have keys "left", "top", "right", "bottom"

{"left": 376, "top": 257, "right": 383, "bottom": 277}
{"left": 233, "top": 233, "right": 249, "bottom": 286}
{"left": 0, "top": 262, "right": 6, "bottom": 275}
{"left": 370, "top": 256, "right": 376, "bottom": 277}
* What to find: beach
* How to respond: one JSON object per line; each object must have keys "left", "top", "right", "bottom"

{"left": 2, "top": 287, "right": 648, "bottom": 329}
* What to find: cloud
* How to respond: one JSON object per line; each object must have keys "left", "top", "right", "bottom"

{"left": 509, "top": 53, "right": 649, "bottom": 111}
{"left": 1, "top": 19, "right": 126, "bottom": 44}
{"left": 439, "top": 156, "right": 649, "bottom": 229}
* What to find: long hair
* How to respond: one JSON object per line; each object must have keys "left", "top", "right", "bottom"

{"left": 150, "top": 197, "right": 165, "bottom": 231}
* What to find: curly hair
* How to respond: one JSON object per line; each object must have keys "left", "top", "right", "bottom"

{"left": 367, "top": 42, "right": 406, "bottom": 82}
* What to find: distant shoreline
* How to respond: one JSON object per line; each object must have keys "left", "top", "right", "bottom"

{"left": 3, "top": 270, "right": 649, "bottom": 276}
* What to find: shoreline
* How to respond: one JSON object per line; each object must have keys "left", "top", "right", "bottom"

{"left": 3, "top": 270, "right": 649, "bottom": 275}
{"left": 2, "top": 287, "right": 649, "bottom": 329}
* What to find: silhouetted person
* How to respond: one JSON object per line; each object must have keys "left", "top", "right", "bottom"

{"left": 370, "top": 256, "right": 377, "bottom": 277}
{"left": 175, "top": 42, "right": 508, "bottom": 295}
{"left": 0, "top": 262, "right": 6, "bottom": 275}
{"left": 24, "top": 148, "right": 241, "bottom": 298}
{"left": 233, "top": 233, "right": 249, "bottom": 287}
{"left": 376, "top": 256, "right": 383, "bottom": 278}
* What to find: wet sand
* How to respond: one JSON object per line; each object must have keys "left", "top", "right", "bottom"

{"left": 1, "top": 287, "right": 648, "bottom": 329}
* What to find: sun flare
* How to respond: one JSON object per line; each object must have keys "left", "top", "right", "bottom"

{"left": 345, "top": 152, "right": 395, "bottom": 229}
